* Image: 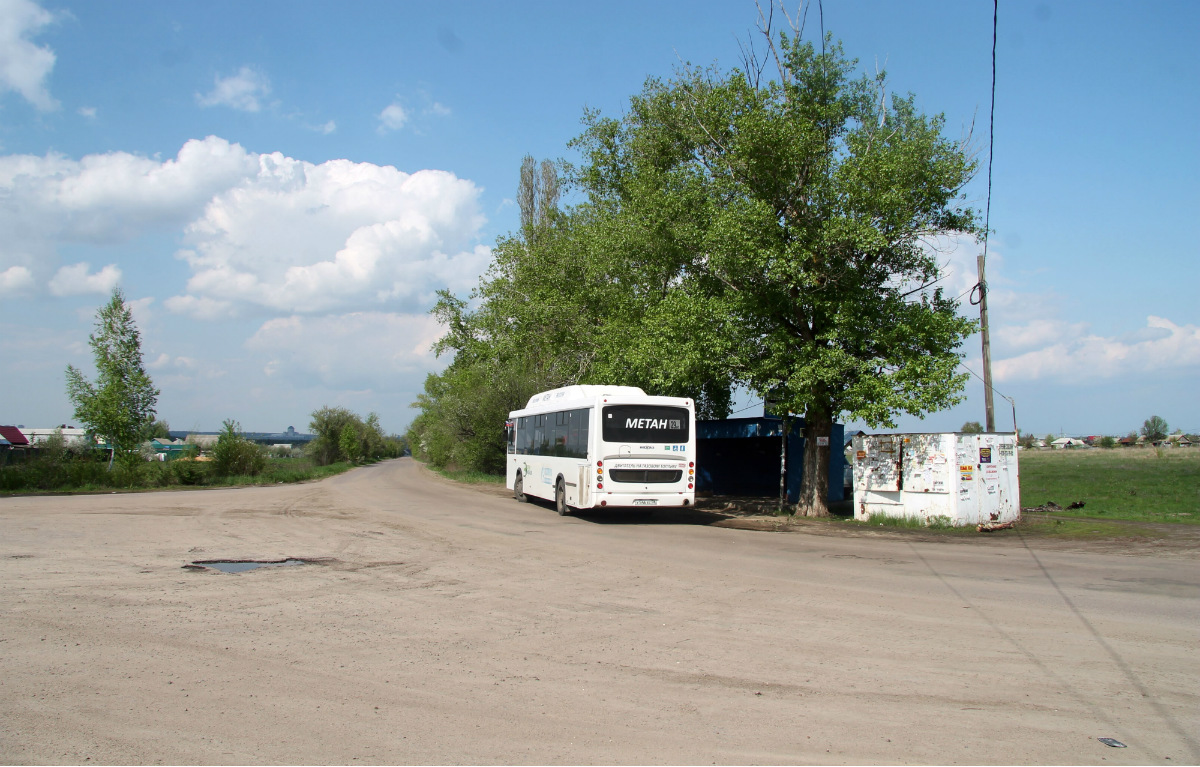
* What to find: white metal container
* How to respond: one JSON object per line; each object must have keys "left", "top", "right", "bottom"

{"left": 851, "top": 433, "right": 1020, "bottom": 527}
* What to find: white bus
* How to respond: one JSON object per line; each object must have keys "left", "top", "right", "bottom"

{"left": 506, "top": 385, "right": 696, "bottom": 515}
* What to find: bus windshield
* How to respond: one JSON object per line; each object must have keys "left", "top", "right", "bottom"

{"left": 601, "top": 405, "right": 690, "bottom": 443}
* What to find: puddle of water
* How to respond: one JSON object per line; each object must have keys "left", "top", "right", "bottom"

{"left": 189, "top": 558, "right": 309, "bottom": 573}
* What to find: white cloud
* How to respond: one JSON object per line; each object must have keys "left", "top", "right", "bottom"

{"left": 147, "top": 353, "right": 197, "bottom": 371}
{"left": 994, "top": 319, "right": 1090, "bottom": 353}
{"left": 78, "top": 105, "right": 96, "bottom": 119}
{"left": 993, "top": 316, "right": 1200, "bottom": 383}
{"left": 378, "top": 102, "right": 408, "bottom": 133}
{"left": 245, "top": 311, "right": 446, "bottom": 390}
{"left": 162, "top": 294, "right": 231, "bottom": 320}
{"left": 196, "top": 66, "right": 271, "bottom": 112}
{"left": 0, "top": 0, "right": 58, "bottom": 110}
{"left": 0, "top": 135, "right": 257, "bottom": 244}
{"left": 169, "top": 154, "right": 489, "bottom": 316}
{"left": 0, "top": 136, "right": 259, "bottom": 288}
{"left": 0, "top": 134, "right": 489, "bottom": 308}
{"left": 0, "top": 265, "right": 33, "bottom": 293}
{"left": 312, "top": 120, "right": 336, "bottom": 134}
{"left": 425, "top": 102, "right": 451, "bottom": 117}
{"left": 47, "top": 262, "right": 121, "bottom": 295}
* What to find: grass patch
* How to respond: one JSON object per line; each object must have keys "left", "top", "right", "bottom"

{"left": 1019, "top": 448, "right": 1200, "bottom": 524}
{"left": 1016, "top": 514, "right": 1169, "bottom": 541}
{"left": 432, "top": 466, "right": 506, "bottom": 485}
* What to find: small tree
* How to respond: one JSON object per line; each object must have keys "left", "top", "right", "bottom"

{"left": 308, "top": 406, "right": 360, "bottom": 465}
{"left": 339, "top": 423, "right": 361, "bottom": 464}
{"left": 65, "top": 287, "right": 160, "bottom": 469}
{"left": 1098, "top": 435, "right": 1117, "bottom": 449}
{"left": 1141, "top": 415, "right": 1169, "bottom": 443}
{"left": 147, "top": 419, "right": 171, "bottom": 440}
{"left": 961, "top": 421, "right": 984, "bottom": 434}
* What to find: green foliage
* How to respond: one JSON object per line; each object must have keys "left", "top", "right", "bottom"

{"left": 407, "top": 360, "right": 538, "bottom": 473}
{"left": 147, "top": 419, "right": 171, "bottom": 440}
{"left": 64, "top": 287, "right": 161, "bottom": 467}
{"left": 1141, "top": 415, "right": 1169, "bottom": 442}
{"left": 339, "top": 423, "right": 361, "bottom": 464}
{"left": 308, "top": 406, "right": 400, "bottom": 466}
{"left": 211, "top": 419, "right": 266, "bottom": 477}
{"left": 170, "top": 459, "right": 210, "bottom": 485}
{"left": 961, "top": 421, "right": 984, "bottom": 434}
{"left": 1098, "top": 435, "right": 1117, "bottom": 449}
{"left": 0, "top": 451, "right": 352, "bottom": 493}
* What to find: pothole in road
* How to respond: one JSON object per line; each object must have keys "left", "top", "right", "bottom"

{"left": 184, "top": 558, "right": 312, "bottom": 573}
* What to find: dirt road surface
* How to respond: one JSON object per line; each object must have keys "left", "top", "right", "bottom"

{"left": 2, "top": 459, "right": 1197, "bottom": 765}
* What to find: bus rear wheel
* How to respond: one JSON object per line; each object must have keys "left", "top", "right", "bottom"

{"left": 555, "top": 480, "right": 571, "bottom": 516}
{"left": 514, "top": 473, "right": 527, "bottom": 503}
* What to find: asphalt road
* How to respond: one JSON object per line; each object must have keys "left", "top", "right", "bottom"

{"left": 2, "top": 458, "right": 1197, "bottom": 764}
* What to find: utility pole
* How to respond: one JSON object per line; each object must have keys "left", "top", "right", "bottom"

{"left": 977, "top": 254, "right": 996, "bottom": 432}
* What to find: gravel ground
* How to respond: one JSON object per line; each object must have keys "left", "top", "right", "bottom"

{"left": 2, "top": 458, "right": 1197, "bottom": 765}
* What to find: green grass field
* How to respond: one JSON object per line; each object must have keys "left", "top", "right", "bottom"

{"left": 1019, "top": 447, "right": 1200, "bottom": 524}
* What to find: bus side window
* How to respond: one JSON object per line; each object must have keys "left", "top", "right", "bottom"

{"left": 578, "top": 409, "right": 589, "bottom": 456}
{"left": 566, "top": 408, "right": 588, "bottom": 459}
{"left": 516, "top": 416, "right": 530, "bottom": 455}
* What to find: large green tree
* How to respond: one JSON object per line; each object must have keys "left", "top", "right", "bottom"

{"left": 570, "top": 29, "right": 979, "bottom": 515}
{"left": 1141, "top": 415, "right": 1169, "bottom": 443}
{"left": 65, "top": 287, "right": 160, "bottom": 469}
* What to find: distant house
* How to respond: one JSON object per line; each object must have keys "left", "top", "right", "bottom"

{"left": 0, "top": 425, "right": 30, "bottom": 464}
{"left": 1118, "top": 436, "right": 1136, "bottom": 447}
{"left": 20, "top": 426, "right": 93, "bottom": 447}
{"left": 1051, "top": 437, "right": 1085, "bottom": 449}
{"left": 0, "top": 425, "right": 30, "bottom": 447}
{"left": 1166, "top": 434, "right": 1193, "bottom": 448}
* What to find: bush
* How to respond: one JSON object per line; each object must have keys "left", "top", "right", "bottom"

{"left": 170, "top": 459, "right": 210, "bottom": 485}
{"left": 211, "top": 420, "right": 266, "bottom": 477}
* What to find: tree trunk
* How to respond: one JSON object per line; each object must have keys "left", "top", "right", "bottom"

{"left": 796, "top": 408, "right": 832, "bottom": 517}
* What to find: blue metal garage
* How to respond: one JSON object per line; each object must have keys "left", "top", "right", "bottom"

{"left": 696, "top": 416, "right": 844, "bottom": 503}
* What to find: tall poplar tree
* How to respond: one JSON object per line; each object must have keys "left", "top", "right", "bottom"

{"left": 65, "top": 287, "right": 160, "bottom": 468}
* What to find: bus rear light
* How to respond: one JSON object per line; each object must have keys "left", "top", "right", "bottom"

{"left": 600, "top": 500, "right": 607, "bottom": 506}
{"left": 597, "top": 482, "right": 603, "bottom": 489}
{"left": 688, "top": 483, "right": 694, "bottom": 489}
{"left": 689, "top": 461, "right": 694, "bottom": 468}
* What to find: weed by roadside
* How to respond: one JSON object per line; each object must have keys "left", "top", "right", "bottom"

{"left": 431, "top": 467, "right": 506, "bottom": 485}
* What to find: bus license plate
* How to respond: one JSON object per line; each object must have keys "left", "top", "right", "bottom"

{"left": 632, "top": 499, "right": 657, "bottom": 506}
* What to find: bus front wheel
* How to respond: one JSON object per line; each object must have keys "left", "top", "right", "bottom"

{"left": 555, "top": 480, "right": 571, "bottom": 516}
{"left": 514, "top": 473, "right": 527, "bottom": 503}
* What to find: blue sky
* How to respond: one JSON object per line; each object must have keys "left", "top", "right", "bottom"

{"left": 2, "top": 0, "right": 1197, "bottom": 438}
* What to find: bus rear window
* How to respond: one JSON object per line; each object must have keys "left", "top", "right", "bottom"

{"left": 602, "top": 405, "right": 689, "bottom": 443}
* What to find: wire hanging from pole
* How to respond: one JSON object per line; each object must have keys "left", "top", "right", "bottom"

{"left": 983, "top": 0, "right": 997, "bottom": 265}
{"left": 968, "top": 1, "right": 999, "bottom": 310}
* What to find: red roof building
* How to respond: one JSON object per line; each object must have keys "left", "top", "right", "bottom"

{"left": 0, "top": 425, "right": 31, "bottom": 446}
